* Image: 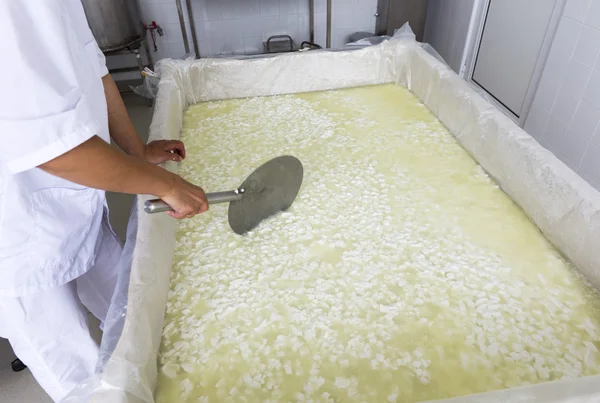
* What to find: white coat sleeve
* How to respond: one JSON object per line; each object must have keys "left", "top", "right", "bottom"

{"left": 0, "top": 0, "right": 100, "bottom": 174}
{"left": 94, "top": 40, "right": 110, "bottom": 78}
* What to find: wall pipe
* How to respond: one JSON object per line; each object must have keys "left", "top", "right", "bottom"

{"left": 175, "top": 0, "right": 190, "bottom": 54}
{"left": 326, "top": 0, "right": 332, "bottom": 48}
{"left": 309, "top": 0, "right": 315, "bottom": 43}
{"left": 185, "top": 0, "right": 200, "bottom": 58}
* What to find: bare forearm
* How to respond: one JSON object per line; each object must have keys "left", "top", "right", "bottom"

{"left": 40, "top": 136, "right": 174, "bottom": 197}
{"left": 102, "top": 74, "right": 145, "bottom": 157}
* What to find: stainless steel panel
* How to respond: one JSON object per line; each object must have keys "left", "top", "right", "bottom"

{"left": 81, "top": 0, "right": 144, "bottom": 52}
{"left": 376, "top": 0, "right": 429, "bottom": 41}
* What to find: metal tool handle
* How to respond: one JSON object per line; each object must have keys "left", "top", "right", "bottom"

{"left": 206, "top": 190, "right": 244, "bottom": 204}
{"left": 144, "top": 190, "right": 244, "bottom": 214}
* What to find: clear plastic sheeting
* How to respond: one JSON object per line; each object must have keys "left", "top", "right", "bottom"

{"left": 65, "top": 24, "right": 600, "bottom": 402}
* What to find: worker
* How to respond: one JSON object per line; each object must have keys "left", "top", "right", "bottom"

{"left": 0, "top": 1, "right": 208, "bottom": 401}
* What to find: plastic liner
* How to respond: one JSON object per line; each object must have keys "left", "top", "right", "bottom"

{"left": 65, "top": 24, "right": 600, "bottom": 403}
{"left": 130, "top": 70, "right": 159, "bottom": 100}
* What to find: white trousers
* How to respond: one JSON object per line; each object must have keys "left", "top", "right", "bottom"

{"left": 0, "top": 218, "right": 122, "bottom": 402}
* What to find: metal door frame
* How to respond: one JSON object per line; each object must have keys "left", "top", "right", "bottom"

{"left": 375, "top": 0, "right": 390, "bottom": 35}
{"left": 462, "top": 0, "right": 566, "bottom": 126}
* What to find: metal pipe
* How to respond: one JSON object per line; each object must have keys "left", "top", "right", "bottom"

{"left": 142, "top": 36, "right": 154, "bottom": 69}
{"left": 132, "top": 48, "right": 145, "bottom": 78}
{"left": 175, "top": 0, "right": 191, "bottom": 54}
{"left": 145, "top": 190, "right": 244, "bottom": 214}
{"left": 185, "top": 0, "right": 200, "bottom": 58}
{"left": 326, "top": 0, "right": 332, "bottom": 48}
{"left": 309, "top": 0, "right": 315, "bottom": 43}
{"left": 206, "top": 190, "right": 245, "bottom": 204}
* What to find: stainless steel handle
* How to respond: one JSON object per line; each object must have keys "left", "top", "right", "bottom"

{"left": 266, "top": 35, "right": 294, "bottom": 53}
{"left": 206, "top": 190, "right": 244, "bottom": 204}
{"left": 144, "top": 189, "right": 245, "bottom": 214}
{"left": 144, "top": 200, "right": 171, "bottom": 213}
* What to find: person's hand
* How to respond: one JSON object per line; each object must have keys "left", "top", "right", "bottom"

{"left": 161, "top": 176, "right": 209, "bottom": 219}
{"left": 143, "top": 140, "right": 186, "bottom": 164}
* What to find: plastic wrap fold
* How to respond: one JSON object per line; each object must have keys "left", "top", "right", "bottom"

{"left": 65, "top": 26, "right": 600, "bottom": 403}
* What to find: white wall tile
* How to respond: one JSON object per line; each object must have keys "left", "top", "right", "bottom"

{"left": 140, "top": 2, "right": 164, "bottom": 23}
{"left": 561, "top": 128, "right": 592, "bottom": 168}
{"left": 585, "top": 0, "right": 600, "bottom": 30}
{"left": 191, "top": 5, "right": 205, "bottom": 26}
{"left": 213, "top": 37, "right": 244, "bottom": 55}
{"left": 532, "top": 50, "right": 569, "bottom": 112}
{"left": 571, "top": 99, "right": 600, "bottom": 138}
{"left": 242, "top": 16, "right": 265, "bottom": 38}
{"left": 354, "top": 0, "right": 377, "bottom": 14}
{"left": 578, "top": 143, "right": 600, "bottom": 184}
{"left": 333, "top": 0, "right": 353, "bottom": 12}
{"left": 332, "top": 29, "right": 354, "bottom": 47}
{"left": 355, "top": 13, "right": 376, "bottom": 34}
{"left": 314, "top": 0, "right": 327, "bottom": 13}
{"left": 573, "top": 25, "right": 600, "bottom": 66}
{"left": 279, "top": 0, "right": 299, "bottom": 15}
{"left": 544, "top": 116, "right": 569, "bottom": 152}
{"left": 150, "top": 33, "right": 170, "bottom": 58}
{"left": 156, "top": 3, "right": 180, "bottom": 24}
{"left": 583, "top": 68, "right": 600, "bottom": 108}
{"left": 314, "top": 12, "right": 327, "bottom": 46}
{"left": 196, "top": 21, "right": 210, "bottom": 43}
{"left": 262, "top": 15, "right": 286, "bottom": 39}
{"left": 593, "top": 122, "right": 600, "bottom": 146}
{"left": 163, "top": 22, "right": 186, "bottom": 43}
{"left": 352, "top": 1, "right": 376, "bottom": 33}
{"left": 283, "top": 14, "right": 300, "bottom": 40}
{"left": 196, "top": 40, "right": 210, "bottom": 57}
{"left": 260, "top": 0, "right": 280, "bottom": 16}
{"left": 155, "top": 40, "right": 186, "bottom": 60}
{"left": 524, "top": 104, "right": 550, "bottom": 140}
{"left": 203, "top": 1, "right": 223, "bottom": 21}
{"left": 298, "top": 13, "right": 311, "bottom": 42}
{"left": 333, "top": 7, "right": 356, "bottom": 30}
{"left": 525, "top": 1, "right": 600, "bottom": 189}
{"left": 553, "top": 16, "right": 583, "bottom": 56}
{"left": 564, "top": 0, "right": 592, "bottom": 22}
{"left": 243, "top": 0, "right": 261, "bottom": 16}
{"left": 222, "top": 0, "right": 243, "bottom": 19}
{"left": 298, "top": 0, "right": 310, "bottom": 15}
{"left": 563, "top": 58, "right": 592, "bottom": 97}
{"left": 243, "top": 36, "right": 264, "bottom": 54}
{"left": 551, "top": 87, "right": 581, "bottom": 125}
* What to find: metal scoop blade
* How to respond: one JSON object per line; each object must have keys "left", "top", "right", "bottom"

{"left": 144, "top": 155, "right": 303, "bottom": 235}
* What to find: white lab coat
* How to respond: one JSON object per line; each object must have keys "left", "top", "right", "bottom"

{"left": 0, "top": 0, "right": 110, "bottom": 297}
{"left": 0, "top": 1, "right": 125, "bottom": 400}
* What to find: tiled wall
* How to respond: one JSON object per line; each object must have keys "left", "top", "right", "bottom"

{"left": 423, "top": 0, "right": 477, "bottom": 74}
{"left": 524, "top": 0, "right": 600, "bottom": 190}
{"left": 106, "top": 0, "right": 377, "bottom": 73}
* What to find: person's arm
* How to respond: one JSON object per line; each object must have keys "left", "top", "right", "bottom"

{"left": 102, "top": 74, "right": 185, "bottom": 164}
{"left": 39, "top": 136, "right": 208, "bottom": 219}
{"left": 0, "top": 2, "right": 205, "bottom": 218}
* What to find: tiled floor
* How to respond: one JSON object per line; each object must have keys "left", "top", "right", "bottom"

{"left": 0, "top": 363, "right": 50, "bottom": 403}
{"left": 0, "top": 91, "right": 153, "bottom": 402}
